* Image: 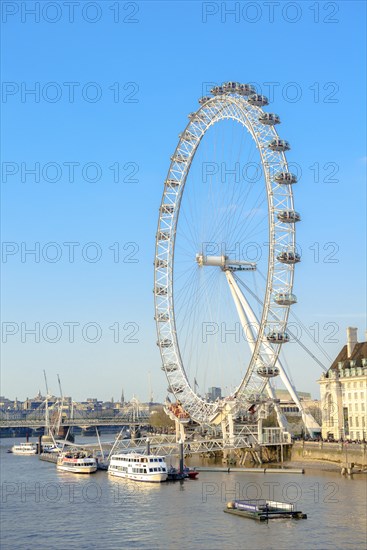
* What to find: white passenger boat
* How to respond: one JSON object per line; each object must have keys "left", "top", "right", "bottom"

{"left": 108, "top": 453, "right": 168, "bottom": 482}
{"left": 11, "top": 442, "right": 37, "bottom": 455}
{"left": 42, "top": 442, "right": 62, "bottom": 453}
{"left": 41, "top": 435, "right": 62, "bottom": 453}
{"left": 56, "top": 451, "right": 97, "bottom": 474}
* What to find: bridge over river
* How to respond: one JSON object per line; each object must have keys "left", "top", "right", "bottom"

{"left": 0, "top": 408, "right": 151, "bottom": 429}
{"left": 1, "top": 407, "right": 290, "bottom": 462}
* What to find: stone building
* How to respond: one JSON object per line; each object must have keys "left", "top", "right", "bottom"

{"left": 318, "top": 327, "right": 367, "bottom": 440}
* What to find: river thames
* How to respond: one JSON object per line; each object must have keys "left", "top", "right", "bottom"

{"left": 1, "top": 438, "right": 366, "bottom": 549}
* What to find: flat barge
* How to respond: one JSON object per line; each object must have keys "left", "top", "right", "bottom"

{"left": 224, "top": 500, "right": 307, "bottom": 521}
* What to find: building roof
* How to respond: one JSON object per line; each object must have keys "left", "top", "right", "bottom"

{"left": 275, "top": 389, "right": 311, "bottom": 400}
{"left": 329, "top": 341, "right": 367, "bottom": 371}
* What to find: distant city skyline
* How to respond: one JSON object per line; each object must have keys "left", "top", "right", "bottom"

{"left": 2, "top": 325, "right": 366, "bottom": 403}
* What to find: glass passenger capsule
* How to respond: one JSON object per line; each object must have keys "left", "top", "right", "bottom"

{"left": 277, "top": 210, "right": 301, "bottom": 223}
{"left": 210, "top": 86, "right": 224, "bottom": 95}
{"left": 179, "top": 131, "right": 197, "bottom": 142}
{"left": 274, "top": 293, "right": 297, "bottom": 306}
{"left": 266, "top": 331, "right": 290, "bottom": 343}
{"left": 157, "top": 230, "right": 170, "bottom": 241}
{"left": 171, "top": 154, "right": 187, "bottom": 163}
{"left": 268, "top": 139, "right": 291, "bottom": 152}
{"left": 277, "top": 250, "right": 301, "bottom": 264}
{"left": 258, "top": 112, "right": 280, "bottom": 125}
{"left": 257, "top": 366, "right": 280, "bottom": 378}
{"left": 161, "top": 363, "right": 177, "bottom": 372}
{"left": 248, "top": 94, "right": 269, "bottom": 107}
{"left": 166, "top": 178, "right": 180, "bottom": 188}
{"left": 238, "top": 83, "right": 257, "bottom": 95}
{"left": 222, "top": 81, "right": 239, "bottom": 91}
{"left": 155, "top": 313, "right": 169, "bottom": 322}
{"left": 170, "top": 385, "right": 184, "bottom": 394}
{"left": 158, "top": 339, "right": 172, "bottom": 348}
{"left": 234, "top": 82, "right": 245, "bottom": 93}
{"left": 198, "top": 96, "right": 211, "bottom": 104}
{"left": 274, "top": 172, "right": 297, "bottom": 185}
{"left": 161, "top": 204, "right": 174, "bottom": 214}
{"left": 155, "top": 259, "right": 168, "bottom": 268}
{"left": 188, "top": 111, "right": 207, "bottom": 121}
{"left": 154, "top": 286, "right": 168, "bottom": 296}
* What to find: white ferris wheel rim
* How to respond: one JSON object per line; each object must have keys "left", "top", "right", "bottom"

{"left": 154, "top": 85, "right": 298, "bottom": 424}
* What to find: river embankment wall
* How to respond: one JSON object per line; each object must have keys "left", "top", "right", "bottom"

{"left": 291, "top": 441, "right": 367, "bottom": 467}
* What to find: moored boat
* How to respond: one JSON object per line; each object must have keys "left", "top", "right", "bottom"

{"left": 40, "top": 435, "right": 62, "bottom": 454}
{"left": 42, "top": 442, "right": 63, "bottom": 453}
{"left": 56, "top": 451, "right": 97, "bottom": 474}
{"left": 166, "top": 466, "right": 186, "bottom": 481}
{"left": 183, "top": 466, "right": 199, "bottom": 480}
{"left": 11, "top": 442, "right": 37, "bottom": 455}
{"left": 108, "top": 453, "right": 168, "bottom": 482}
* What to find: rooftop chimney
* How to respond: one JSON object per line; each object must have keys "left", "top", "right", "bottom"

{"left": 347, "top": 327, "right": 358, "bottom": 358}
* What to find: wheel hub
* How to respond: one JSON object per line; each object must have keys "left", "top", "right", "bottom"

{"left": 196, "top": 253, "right": 256, "bottom": 271}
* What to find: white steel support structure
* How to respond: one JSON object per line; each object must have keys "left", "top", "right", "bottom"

{"left": 154, "top": 82, "right": 301, "bottom": 427}
{"left": 226, "top": 271, "right": 320, "bottom": 436}
{"left": 225, "top": 270, "right": 289, "bottom": 431}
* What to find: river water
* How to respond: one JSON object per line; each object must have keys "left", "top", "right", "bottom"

{"left": 1, "top": 437, "right": 366, "bottom": 549}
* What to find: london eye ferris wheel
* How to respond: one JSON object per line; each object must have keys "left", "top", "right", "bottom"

{"left": 154, "top": 81, "right": 301, "bottom": 427}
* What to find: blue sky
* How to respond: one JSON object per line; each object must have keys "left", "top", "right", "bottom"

{"left": 1, "top": 1, "right": 366, "bottom": 402}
